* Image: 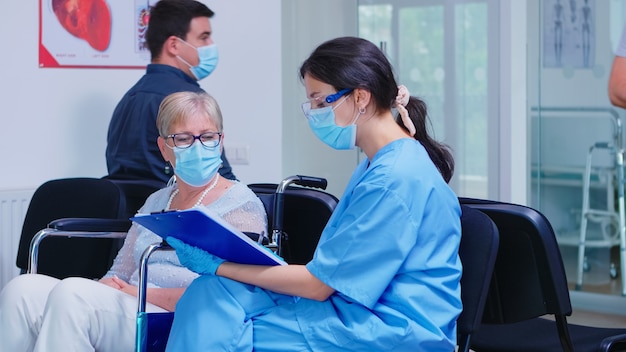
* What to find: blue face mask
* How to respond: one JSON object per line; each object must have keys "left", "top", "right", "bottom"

{"left": 173, "top": 142, "right": 221, "bottom": 187}
{"left": 306, "top": 97, "right": 358, "bottom": 150}
{"left": 177, "top": 39, "right": 219, "bottom": 80}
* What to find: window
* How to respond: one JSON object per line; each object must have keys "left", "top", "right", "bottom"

{"left": 358, "top": 0, "right": 499, "bottom": 198}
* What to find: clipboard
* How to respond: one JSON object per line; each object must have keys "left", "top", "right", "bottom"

{"left": 131, "top": 208, "right": 286, "bottom": 266}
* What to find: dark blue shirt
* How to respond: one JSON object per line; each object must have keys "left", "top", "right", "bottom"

{"left": 106, "top": 64, "right": 236, "bottom": 183}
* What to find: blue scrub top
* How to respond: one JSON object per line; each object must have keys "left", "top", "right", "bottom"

{"left": 300, "top": 138, "right": 462, "bottom": 351}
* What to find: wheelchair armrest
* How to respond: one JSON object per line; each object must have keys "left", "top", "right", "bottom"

{"left": 49, "top": 217, "right": 132, "bottom": 232}
{"left": 28, "top": 218, "right": 131, "bottom": 274}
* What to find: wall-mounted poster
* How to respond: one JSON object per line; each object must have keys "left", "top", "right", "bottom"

{"left": 39, "top": 0, "right": 159, "bottom": 68}
{"left": 543, "top": 0, "right": 596, "bottom": 69}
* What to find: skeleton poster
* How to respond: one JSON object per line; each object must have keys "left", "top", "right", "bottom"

{"left": 543, "top": 0, "right": 595, "bottom": 68}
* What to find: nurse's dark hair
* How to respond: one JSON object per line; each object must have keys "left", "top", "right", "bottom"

{"left": 299, "top": 36, "right": 454, "bottom": 183}
{"left": 146, "top": 0, "right": 214, "bottom": 60}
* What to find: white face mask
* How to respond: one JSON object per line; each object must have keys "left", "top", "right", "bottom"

{"left": 176, "top": 38, "right": 219, "bottom": 80}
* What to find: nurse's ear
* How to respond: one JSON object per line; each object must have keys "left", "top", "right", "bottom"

{"left": 353, "top": 88, "right": 372, "bottom": 112}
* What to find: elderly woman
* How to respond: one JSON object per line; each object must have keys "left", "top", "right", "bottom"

{"left": 0, "top": 91, "right": 267, "bottom": 352}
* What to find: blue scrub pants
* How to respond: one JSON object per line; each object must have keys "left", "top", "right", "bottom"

{"left": 165, "top": 275, "right": 312, "bottom": 352}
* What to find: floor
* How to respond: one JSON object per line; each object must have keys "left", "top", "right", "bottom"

{"left": 463, "top": 312, "right": 626, "bottom": 352}
{"left": 558, "top": 245, "right": 626, "bottom": 327}
{"left": 561, "top": 245, "right": 622, "bottom": 296}
{"left": 562, "top": 309, "right": 626, "bottom": 328}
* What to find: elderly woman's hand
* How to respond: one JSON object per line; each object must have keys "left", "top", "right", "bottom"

{"left": 167, "top": 237, "right": 225, "bottom": 275}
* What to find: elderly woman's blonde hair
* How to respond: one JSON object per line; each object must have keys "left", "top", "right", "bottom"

{"left": 156, "top": 91, "right": 223, "bottom": 137}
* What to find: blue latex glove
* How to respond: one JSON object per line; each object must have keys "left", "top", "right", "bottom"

{"left": 166, "top": 237, "right": 225, "bottom": 275}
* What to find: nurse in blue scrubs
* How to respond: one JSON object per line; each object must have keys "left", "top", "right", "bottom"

{"left": 166, "top": 36, "right": 462, "bottom": 352}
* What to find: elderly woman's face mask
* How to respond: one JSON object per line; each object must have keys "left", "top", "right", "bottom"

{"left": 168, "top": 134, "right": 222, "bottom": 187}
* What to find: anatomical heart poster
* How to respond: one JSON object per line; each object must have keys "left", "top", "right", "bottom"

{"left": 39, "top": 0, "right": 158, "bottom": 68}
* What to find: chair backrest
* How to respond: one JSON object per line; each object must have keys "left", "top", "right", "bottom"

{"left": 247, "top": 183, "right": 339, "bottom": 264}
{"left": 16, "top": 178, "right": 126, "bottom": 279}
{"left": 102, "top": 176, "right": 166, "bottom": 219}
{"left": 456, "top": 205, "right": 500, "bottom": 352}
{"left": 459, "top": 197, "right": 573, "bottom": 323}
{"left": 16, "top": 177, "right": 163, "bottom": 280}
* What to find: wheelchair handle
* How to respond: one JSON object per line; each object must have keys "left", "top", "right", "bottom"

{"left": 293, "top": 175, "right": 328, "bottom": 190}
{"left": 275, "top": 175, "right": 327, "bottom": 194}
{"left": 271, "top": 175, "right": 328, "bottom": 257}
{"left": 274, "top": 175, "right": 328, "bottom": 230}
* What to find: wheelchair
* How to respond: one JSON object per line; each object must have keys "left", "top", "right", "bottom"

{"left": 25, "top": 175, "right": 338, "bottom": 352}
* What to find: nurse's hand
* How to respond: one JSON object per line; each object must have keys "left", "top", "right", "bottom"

{"left": 166, "top": 237, "right": 225, "bottom": 275}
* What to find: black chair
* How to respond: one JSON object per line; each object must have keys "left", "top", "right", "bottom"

{"left": 16, "top": 178, "right": 127, "bottom": 279}
{"left": 460, "top": 197, "right": 626, "bottom": 352}
{"left": 456, "top": 205, "right": 500, "bottom": 352}
{"left": 19, "top": 177, "right": 163, "bottom": 279}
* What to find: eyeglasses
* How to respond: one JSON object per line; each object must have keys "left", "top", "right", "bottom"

{"left": 301, "top": 89, "right": 353, "bottom": 118}
{"left": 166, "top": 132, "right": 222, "bottom": 149}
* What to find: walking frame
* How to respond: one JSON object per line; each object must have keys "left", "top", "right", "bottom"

{"left": 576, "top": 108, "right": 626, "bottom": 295}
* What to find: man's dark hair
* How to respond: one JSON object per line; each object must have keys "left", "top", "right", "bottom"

{"left": 146, "top": 0, "right": 214, "bottom": 60}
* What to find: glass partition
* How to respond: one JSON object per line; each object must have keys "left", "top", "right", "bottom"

{"left": 359, "top": 0, "right": 626, "bottom": 304}
{"left": 529, "top": 0, "right": 626, "bottom": 298}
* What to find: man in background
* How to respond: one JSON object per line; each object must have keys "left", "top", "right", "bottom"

{"left": 106, "top": 0, "right": 236, "bottom": 183}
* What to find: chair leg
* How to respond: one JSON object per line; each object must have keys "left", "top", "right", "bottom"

{"left": 555, "top": 315, "right": 574, "bottom": 352}
{"left": 457, "top": 335, "right": 470, "bottom": 352}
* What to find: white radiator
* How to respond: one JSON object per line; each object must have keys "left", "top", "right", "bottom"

{"left": 0, "top": 189, "right": 34, "bottom": 290}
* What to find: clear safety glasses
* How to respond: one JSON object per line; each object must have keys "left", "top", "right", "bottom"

{"left": 301, "top": 88, "right": 353, "bottom": 118}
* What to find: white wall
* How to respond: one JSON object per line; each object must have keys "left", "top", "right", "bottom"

{"left": 0, "top": 0, "right": 283, "bottom": 192}
{"left": 281, "top": 0, "right": 359, "bottom": 198}
{"left": 205, "top": 1, "right": 282, "bottom": 185}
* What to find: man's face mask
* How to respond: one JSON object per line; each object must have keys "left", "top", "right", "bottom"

{"left": 177, "top": 38, "right": 219, "bottom": 80}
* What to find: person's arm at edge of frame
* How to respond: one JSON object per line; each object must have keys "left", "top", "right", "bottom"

{"left": 216, "top": 263, "right": 335, "bottom": 301}
{"left": 608, "top": 55, "right": 626, "bottom": 109}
